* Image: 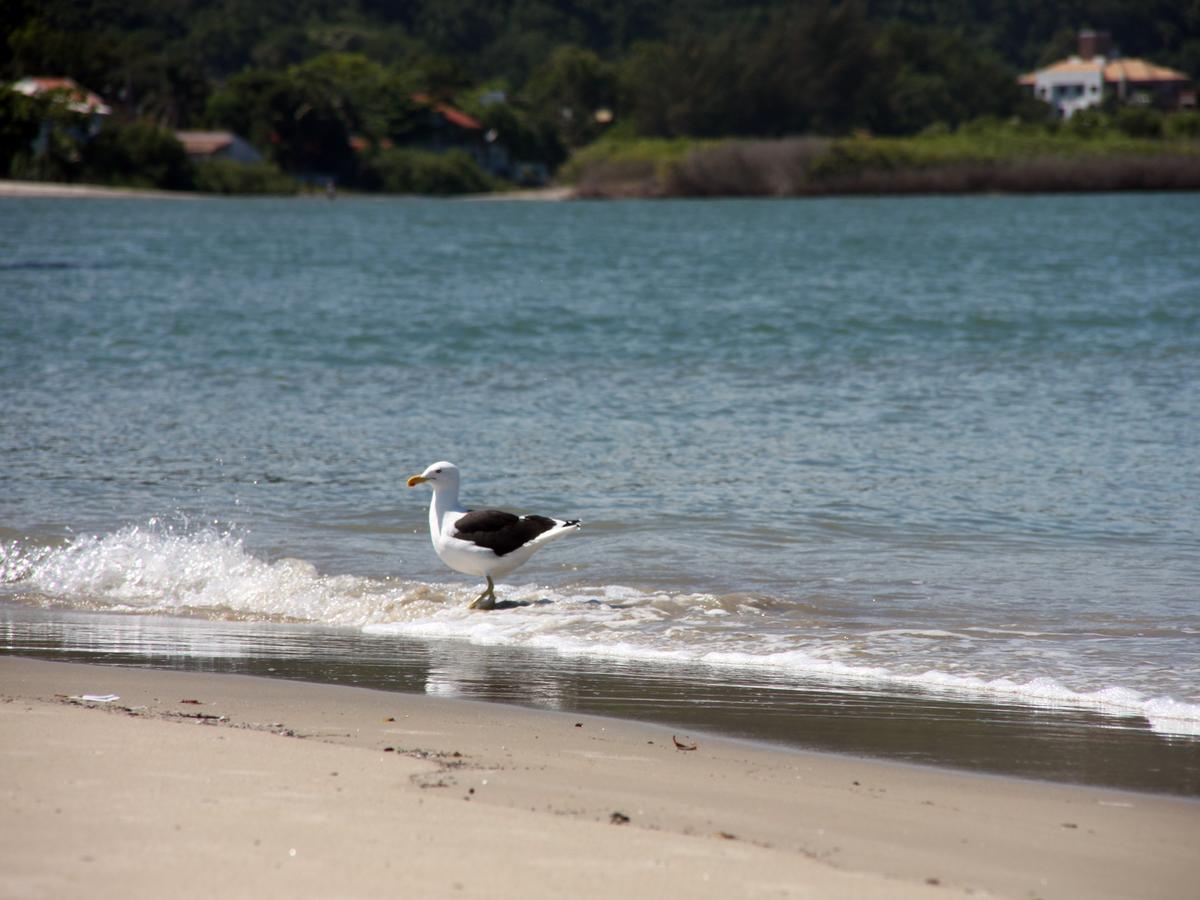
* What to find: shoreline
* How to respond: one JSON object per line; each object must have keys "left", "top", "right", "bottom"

{"left": 0, "top": 178, "right": 198, "bottom": 200}
{"left": 4, "top": 603, "right": 1199, "bottom": 797}
{"left": 3, "top": 655, "right": 1197, "bottom": 899}
{"left": 6, "top": 175, "right": 1198, "bottom": 202}
{"left": 0, "top": 178, "right": 577, "bottom": 201}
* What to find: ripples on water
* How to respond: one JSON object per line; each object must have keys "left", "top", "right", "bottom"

{"left": 1, "top": 194, "right": 1198, "bottom": 761}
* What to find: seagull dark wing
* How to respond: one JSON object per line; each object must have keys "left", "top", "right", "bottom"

{"left": 452, "top": 510, "right": 559, "bottom": 557}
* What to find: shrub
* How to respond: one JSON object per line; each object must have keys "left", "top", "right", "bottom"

{"left": 1114, "top": 106, "right": 1163, "bottom": 139}
{"left": 666, "top": 138, "right": 831, "bottom": 196}
{"left": 1064, "top": 109, "right": 1111, "bottom": 139}
{"left": 362, "top": 148, "right": 495, "bottom": 195}
{"left": 80, "top": 120, "right": 193, "bottom": 189}
{"left": 192, "top": 159, "right": 298, "bottom": 194}
{"left": 0, "top": 89, "right": 48, "bottom": 176}
{"left": 1165, "top": 111, "right": 1200, "bottom": 140}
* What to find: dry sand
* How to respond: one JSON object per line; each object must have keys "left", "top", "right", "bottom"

{"left": 2, "top": 656, "right": 1196, "bottom": 899}
{"left": 0, "top": 179, "right": 193, "bottom": 199}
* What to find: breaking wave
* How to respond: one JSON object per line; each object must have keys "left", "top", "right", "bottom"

{"left": 3, "top": 524, "right": 1198, "bottom": 737}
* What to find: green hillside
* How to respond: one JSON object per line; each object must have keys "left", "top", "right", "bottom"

{"left": 3, "top": 1, "right": 1198, "bottom": 192}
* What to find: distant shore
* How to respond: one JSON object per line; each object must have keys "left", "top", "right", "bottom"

{"left": 0, "top": 178, "right": 577, "bottom": 201}
{"left": 0, "top": 178, "right": 197, "bottom": 199}
{"left": 2, "top": 655, "right": 1197, "bottom": 900}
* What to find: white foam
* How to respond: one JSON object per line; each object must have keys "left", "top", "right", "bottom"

{"left": 6, "top": 526, "right": 1200, "bottom": 737}
{"left": 4, "top": 525, "right": 408, "bottom": 625}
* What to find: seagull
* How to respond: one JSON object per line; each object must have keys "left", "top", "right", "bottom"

{"left": 407, "top": 461, "right": 581, "bottom": 609}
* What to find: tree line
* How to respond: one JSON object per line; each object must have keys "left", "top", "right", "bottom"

{"left": 2, "top": 0, "right": 1197, "bottom": 190}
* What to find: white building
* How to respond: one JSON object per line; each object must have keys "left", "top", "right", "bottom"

{"left": 1021, "top": 59, "right": 1106, "bottom": 118}
{"left": 1019, "top": 31, "right": 1192, "bottom": 118}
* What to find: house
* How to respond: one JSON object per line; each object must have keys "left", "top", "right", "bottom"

{"left": 1019, "top": 31, "right": 1192, "bottom": 118}
{"left": 175, "top": 131, "right": 263, "bottom": 165}
{"left": 409, "top": 94, "right": 511, "bottom": 178}
{"left": 11, "top": 76, "right": 111, "bottom": 153}
{"left": 12, "top": 76, "right": 111, "bottom": 117}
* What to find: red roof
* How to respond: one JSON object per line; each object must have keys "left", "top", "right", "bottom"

{"left": 12, "top": 76, "right": 111, "bottom": 115}
{"left": 411, "top": 93, "right": 482, "bottom": 130}
{"left": 1019, "top": 57, "right": 1190, "bottom": 86}
{"left": 175, "top": 131, "right": 235, "bottom": 155}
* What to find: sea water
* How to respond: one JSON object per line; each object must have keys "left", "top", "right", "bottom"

{"left": 2, "top": 193, "right": 1198, "bottom": 754}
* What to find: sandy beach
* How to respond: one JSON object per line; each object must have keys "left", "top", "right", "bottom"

{"left": 0, "top": 178, "right": 575, "bottom": 200}
{"left": 0, "top": 179, "right": 196, "bottom": 199}
{"left": 2, "top": 656, "right": 1195, "bottom": 900}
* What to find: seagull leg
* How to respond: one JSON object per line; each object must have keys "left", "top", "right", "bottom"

{"left": 468, "top": 576, "right": 496, "bottom": 610}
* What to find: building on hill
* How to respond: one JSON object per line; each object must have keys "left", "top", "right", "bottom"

{"left": 1019, "top": 31, "right": 1193, "bottom": 118}
{"left": 11, "top": 76, "right": 112, "bottom": 155}
{"left": 175, "top": 131, "right": 263, "bottom": 165}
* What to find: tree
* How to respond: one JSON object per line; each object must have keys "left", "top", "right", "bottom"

{"left": 0, "top": 89, "right": 46, "bottom": 175}
{"left": 208, "top": 67, "right": 353, "bottom": 175}
{"left": 79, "top": 119, "right": 193, "bottom": 188}
{"left": 524, "top": 45, "right": 617, "bottom": 148}
{"left": 868, "top": 24, "right": 1028, "bottom": 135}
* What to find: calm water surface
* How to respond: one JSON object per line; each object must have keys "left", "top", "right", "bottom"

{"left": 2, "top": 193, "right": 1198, "bottom": 787}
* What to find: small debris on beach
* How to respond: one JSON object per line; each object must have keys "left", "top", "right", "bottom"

{"left": 574, "top": 722, "right": 583, "bottom": 728}
{"left": 672, "top": 735, "right": 697, "bottom": 751}
{"left": 70, "top": 694, "right": 120, "bottom": 704}
{"left": 385, "top": 717, "right": 395, "bottom": 722}
{"left": 1062, "top": 822, "right": 1079, "bottom": 829}
{"left": 383, "top": 747, "right": 395, "bottom": 753}
{"left": 925, "top": 877, "right": 941, "bottom": 886}
{"left": 610, "top": 812, "right": 630, "bottom": 825}
{"left": 715, "top": 831, "right": 737, "bottom": 840}
{"left": 178, "top": 712, "right": 225, "bottom": 722}
{"left": 180, "top": 699, "right": 202, "bottom": 705}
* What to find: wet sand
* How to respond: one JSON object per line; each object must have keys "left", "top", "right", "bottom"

{"left": 2, "top": 656, "right": 1196, "bottom": 899}
{"left": 5, "top": 605, "right": 1196, "bottom": 796}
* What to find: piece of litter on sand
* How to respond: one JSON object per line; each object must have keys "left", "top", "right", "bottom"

{"left": 72, "top": 694, "right": 120, "bottom": 703}
{"left": 610, "top": 812, "right": 631, "bottom": 825}
{"left": 672, "top": 735, "right": 698, "bottom": 751}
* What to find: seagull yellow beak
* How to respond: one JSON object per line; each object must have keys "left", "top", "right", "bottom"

{"left": 407, "top": 475, "right": 428, "bottom": 487}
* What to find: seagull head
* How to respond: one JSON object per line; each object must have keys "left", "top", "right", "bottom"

{"left": 407, "top": 461, "right": 460, "bottom": 490}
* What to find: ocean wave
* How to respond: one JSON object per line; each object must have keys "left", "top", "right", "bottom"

{"left": 4, "top": 525, "right": 1199, "bottom": 737}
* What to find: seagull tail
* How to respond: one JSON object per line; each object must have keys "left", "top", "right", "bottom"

{"left": 529, "top": 518, "right": 581, "bottom": 549}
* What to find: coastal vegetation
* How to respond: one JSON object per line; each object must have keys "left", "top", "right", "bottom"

{"left": 1, "top": 0, "right": 1198, "bottom": 195}
{"left": 570, "top": 113, "right": 1200, "bottom": 197}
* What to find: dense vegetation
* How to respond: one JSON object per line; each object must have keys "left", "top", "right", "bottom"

{"left": 2, "top": 1, "right": 1198, "bottom": 193}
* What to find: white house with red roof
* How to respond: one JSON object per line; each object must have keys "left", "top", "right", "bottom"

{"left": 12, "top": 76, "right": 112, "bottom": 117}
{"left": 1019, "top": 31, "right": 1193, "bottom": 118}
